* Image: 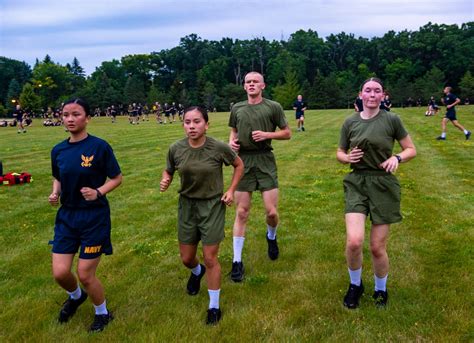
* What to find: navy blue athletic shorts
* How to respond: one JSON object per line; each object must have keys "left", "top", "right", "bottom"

{"left": 50, "top": 206, "right": 112, "bottom": 259}
{"left": 446, "top": 110, "right": 457, "bottom": 121}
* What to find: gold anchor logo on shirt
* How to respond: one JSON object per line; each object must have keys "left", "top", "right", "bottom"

{"left": 81, "top": 154, "right": 94, "bottom": 167}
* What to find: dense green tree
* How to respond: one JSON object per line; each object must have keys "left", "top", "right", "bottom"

{"left": 0, "top": 57, "right": 31, "bottom": 106}
{"left": 413, "top": 67, "right": 445, "bottom": 102}
{"left": 385, "top": 58, "right": 416, "bottom": 85}
{"left": 459, "top": 71, "right": 474, "bottom": 100}
{"left": 197, "top": 57, "right": 229, "bottom": 90}
{"left": 389, "top": 77, "right": 414, "bottom": 107}
{"left": 286, "top": 29, "right": 329, "bottom": 84}
{"left": 70, "top": 57, "right": 85, "bottom": 76}
{"left": 305, "top": 72, "right": 344, "bottom": 109}
{"left": 6, "top": 79, "right": 22, "bottom": 109}
{"left": 336, "top": 70, "right": 359, "bottom": 109}
{"left": 201, "top": 81, "right": 217, "bottom": 110}
{"left": 219, "top": 83, "right": 246, "bottom": 106}
{"left": 147, "top": 83, "right": 164, "bottom": 105}
{"left": 266, "top": 50, "right": 306, "bottom": 86}
{"left": 355, "top": 63, "right": 375, "bottom": 87}
{"left": 66, "top": 57, "right": 86, "bottom": 94}
{"left": 19, "top": 83, "right": 42, "bottom": 113}
{"left": 32, "top": 59, "right": 74, "bottom": 108}
{"left": 0, "top": 103, "right": 7, "bottom": 117}
{"left": 272, "top": 70, "right": 301, "bottom": 109}
{"left": 43, "top": 54, "right": 52, "bottom": 64}
{"left": 124, "top": 75, "right": 146, "bottom": 104}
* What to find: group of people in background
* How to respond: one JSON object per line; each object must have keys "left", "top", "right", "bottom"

{"left": 95, "top": 102, "right": 187, "bottom": 125}
{"left": 0, "top": 104, "right": 34, "bottom": 131}
{"left": 152, "top": 102, "right": 186, "bottom": 124}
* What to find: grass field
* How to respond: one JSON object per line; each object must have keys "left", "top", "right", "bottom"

{"left": 0, "top": 106, "right": 473, "bottom": 342}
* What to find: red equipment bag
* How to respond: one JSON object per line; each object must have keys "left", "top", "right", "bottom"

{"left": 2, "top": 172, "right": 32, "bottom": 186}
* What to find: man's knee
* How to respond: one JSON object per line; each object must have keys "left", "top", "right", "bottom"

{"left": 180, "top": 252, "right": 197, "bottom": 268}
{"left": 203, "top": 254, "right": 219, "bottom": 269}
{"left": 346, "top": 237, "right": 364, "bottom": 254}
{"left": 266, "top": 208, "right": 278, "bottom": 223}
{"left": 370, "top": 242, "right": 386, "bottom": 259}
{"left": 236, "top": 205, "right": 250, "bottom": 222}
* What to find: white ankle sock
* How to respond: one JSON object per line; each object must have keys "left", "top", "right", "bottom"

{"left": 267, "top": 225, "right": 277, "bottom": 240}
{"left": 208, "top": 289, "right": 220, "bottom": 309}
{"left": 93, "top": 300, "right": 108, "bottom": 315}
{"left": 191, "top": 264, "right": 202, "bottom": 276}
{"left": 233, "top": 236, "right": 245, "bottom": 262}
{"left": 67, "top": 285, "right": 82, "bottom": 300}
{"left": 374, "top": 274, "right": 388, "bottom": 292}
{"left": 348, "top": 267, "right": 362, "bottom": 286}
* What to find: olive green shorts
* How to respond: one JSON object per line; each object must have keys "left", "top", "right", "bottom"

{"left": 343, "top": 170, "right": 402, "bottom": 224}
{"left": 237, "top": 151, "right": 278, "bottom": 192}
{"left": 178, "top": 195, "right": 225, "bottom": 246}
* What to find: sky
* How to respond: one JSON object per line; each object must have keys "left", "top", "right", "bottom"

{"left": 1, "top": 0, "right": 472, "bottom": 75}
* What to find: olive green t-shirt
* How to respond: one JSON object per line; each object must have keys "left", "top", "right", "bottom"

{"left": 339, "top": 110, "right": 408, "bottom": 171}
{"left": 228, "top": 98, "right": 288, "bottom": 153}
{"left": 166, "top": 136, "right": 237, "bottom": 199}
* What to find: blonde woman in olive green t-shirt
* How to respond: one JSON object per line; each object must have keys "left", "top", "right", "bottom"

{"left": 337, "top": 78, "right": 416, "bottom": 309}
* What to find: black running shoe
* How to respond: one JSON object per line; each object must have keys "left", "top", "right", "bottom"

{"left": 466, "top": 131, "right": 471, "bottom": 140}
{"left": 58, "top": 289, "right": 88, "bottom": 323}
{"left": 266, "top": 236, "right": 279, "bottom": 260}
{"left": 301, "top": 126, "right": 305, "bottom": 131}
{"left": 206, "top": 308, "right": 222, "bottom": 325}
{"left": 373, "top": 290, "right": 388, "bottom": 308}
{"left": 230, "top": 261, "right": 244, "bottom": 282}
{"left": 89, "top": 312, "right": 114, "bottom": 333}
{"left": 343, "top": 282, "right": 364, "bottom": 309}
{"left": 187, "top": 264, "right": 206, "bottom": 295}
{"left": 436, "top": 136, "right": 446, "bottom": 140}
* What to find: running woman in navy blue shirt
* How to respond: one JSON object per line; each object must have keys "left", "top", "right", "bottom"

{"left": 436, "top": 87, "right": 471, "bottom": 140}
{"left": 48, "top": 98, "right": 122, "bottom": 332}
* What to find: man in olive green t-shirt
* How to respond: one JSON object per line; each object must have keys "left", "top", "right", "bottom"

{"left": 228, "top": 71, "right": 291, "bottom": 282}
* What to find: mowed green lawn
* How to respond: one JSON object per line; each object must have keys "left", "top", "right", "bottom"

{"left": 0, "top": 106, "right": 472, "bottom": 341}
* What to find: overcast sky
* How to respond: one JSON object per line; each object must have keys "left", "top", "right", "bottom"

{"left": 1, "top": 0, "right": 472, "bottom": 75}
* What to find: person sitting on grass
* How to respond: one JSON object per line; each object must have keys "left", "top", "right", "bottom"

{"left": 425, "top": 96, "right": 439, "bottom": 116}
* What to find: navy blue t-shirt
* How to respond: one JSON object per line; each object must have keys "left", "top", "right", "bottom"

{"left": 444, "top": 93, "right": 458, "bottom": 114}
{"left": 379, "top": 99, "right": 391, "bottom": 111}
{"left": 51, "top": 135, "right": 121, "bottom": 208}
{"left": 293, "top": 100, "right": 307, "bottom": 115}
{"left": 14, "top": 109, "right": 24, "bottom": 120}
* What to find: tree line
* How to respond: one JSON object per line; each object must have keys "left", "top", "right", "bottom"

{"left": 1, "top": 22, "right": 473, "bottom": 116}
